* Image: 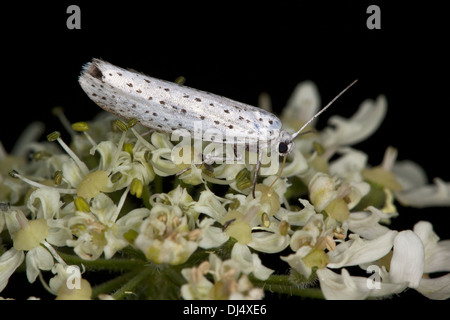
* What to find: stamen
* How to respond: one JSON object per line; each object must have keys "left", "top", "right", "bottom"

{"left": 53, "top": 170, "right": 63, "bottom": 185}
{"left": 72, "top": 122, "right": 97, "bottom": 148}
{"left": 47, "top": 131, "right": 89, "bottom": 176}
{"left": 9, "top": 170, "right": 77, "bottom": 194}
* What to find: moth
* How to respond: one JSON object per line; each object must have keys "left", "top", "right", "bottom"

{"left": 79, "top": 58, "right": 356, "bottom": 196}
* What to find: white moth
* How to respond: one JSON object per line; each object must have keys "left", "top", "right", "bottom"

{"left": 79, "top": 58, "right": 356, "bottom": 195}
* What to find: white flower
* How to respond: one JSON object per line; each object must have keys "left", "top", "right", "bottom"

{"left": 134, "top": 198, "right": 200, "bottom": 265}
{"left": 181, "top": 253, "right": 264, "bottom": 300}
{"left": 315, "top": 225, "right": 437, "bottom": 299}
{"left": 196, "top": 184, "right": 289, "bottom": 254}
{"left": 4, "top": 209, "right": 56, "bottom": 283}
{"left": 67, "top": 191, "right": 149, "bottom": 260}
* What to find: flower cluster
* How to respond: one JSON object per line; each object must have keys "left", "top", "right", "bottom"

{"left": 1, "top": 81, "right": 449, "bottom": 300}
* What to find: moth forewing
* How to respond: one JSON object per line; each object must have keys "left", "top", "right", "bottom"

{"left": 79, "top": 59, "right": 283, "bottom": 144}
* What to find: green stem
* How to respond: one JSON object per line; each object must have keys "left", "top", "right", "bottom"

{"left": 153, "top": 175, "right": 163, "bottom": 194}
{"left": 58, "top": 252, "right": 145, "bottom": 272}
{"left": 250, "top": 275, "right": 325, "bottom": 300}
{"left": 112, "top": 266, "right": 154, "bottom": 300}
{"left": 91, "top": 270, "right": 141, "bottom": 298}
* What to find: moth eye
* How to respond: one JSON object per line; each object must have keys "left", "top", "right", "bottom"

{"left": 278, "top": 142, "right": 288, "bottom": 154}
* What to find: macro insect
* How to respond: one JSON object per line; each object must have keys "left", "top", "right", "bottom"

{"left": 79, "top": 58, "right": 357, "bottom": 196}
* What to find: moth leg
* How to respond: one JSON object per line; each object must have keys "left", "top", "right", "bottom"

{"left": 140, "top": 129, "right": 154, "bottom": 137}
{"left": 252, "top": 151, "right": 263, "bottom": 198}
{"left": 176, "top": 153, "right": 216, "bottom": 176}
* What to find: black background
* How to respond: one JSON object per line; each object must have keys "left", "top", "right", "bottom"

{"left": 2, "top": 1, "right": 450, "bottom": 300}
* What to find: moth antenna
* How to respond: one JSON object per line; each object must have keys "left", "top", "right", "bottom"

{"left": 291, "top": 79, "right": 358, "bottom": 140}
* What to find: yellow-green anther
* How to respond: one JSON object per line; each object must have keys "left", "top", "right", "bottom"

{"left": 144, "top": 150, "right": 152, "bottom": 162}
{"left": 279, "top": 220, "right": 290, "bottom": 236}
{"left": 261, "top": 212, "right": 270, "bottom": 228}
{"left": 72, "top": 121, "right": 90, "bottom": 132}
{"left": 127, "top": 118, "right": 138, "bottom": 128}
{"left": 110, "top": 172, "right": 123, "bottom": 183}
{"left": 123, "top": 229, "right": 138, "bottom": 244}
{"left": 228, "top": 198, "right": 240, "bottom": 210}
{"left": 130, "top": 178, "right": 143, "bottom": 198}
{"left": 114, "top": 119, "right": 128, "bottom": 132}
{"left": 54, "top": 170, "right": 63, "bottom": 185}
{"left": 175, "top": 76, "right": 186, "bottom": 85}
{"left": 235, "top": 168, "right": 250, "bottom": 181}
{"left": 32, "top": 150, "right": 52, "bottom": 161}
{"left": 123, "top": 143, "right": 134, "bottom": 155}
{"left": 47, "top": 131, "right": 61, "bottom": 141}
{"left": 74, "top": 197, "right": 90, "bottom": 213}
{"left": 235, "top": 168, "right": 253, "bottom": 190}
{"left": 313, "top": 141, "right": 325, "bottom": 155}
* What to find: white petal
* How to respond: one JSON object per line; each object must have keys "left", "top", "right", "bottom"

{"left": 0, "top": 248, "right": 24, "bottom": 292}
{"left": 327, "top": 231, "right": 397, "bottom": 268}
{"left": 27, "top": 189, "right": 62, "bottom": 219}
{"left": 321, "top": 95, "right": 387, "bottom": 147}
{"left": 414, "top": 221, "right": 450, "bottom": 273}
{"left": 193, "top": 190, "right": 227, "bottom": 222}
{"left": 317, "top": 268, "right": 407, "bottom": 300}
{"left": 417, "top": 274, "right": 450, "bottom": 300}
{"left": 282, "top": 81, "right": 320, "bottom": 128}
{"left": 317, "top": 268, "right": 370, "bottom": 300}
{"left": 348, "top": 207, "right": 393, "bottom": 240}
{"left": 329, "top": 147, "right": 368, "bottom": 181}
{"left": 278, "top": 198, "right": 316, "bottom": 227}
{"left": 46, "top": 218, "right": 72, "bottom": 247}
{"left": 390, "top": 231, "right": 424, "bottom": 288}
{"left": 231, "top": 243, "right": 273, "bottom": 280}
{"left": 198, "top": 222, "right": 228, "bottom": 249}
{"left": 248, "top": 230, "right": 290, "bottom": 254}
{"left": 395, "top": 178, "right": 450, "bottom": 208}
{"left": 392, "top": 160, "right": 428, "bottom": 190}
{"left": 26, "top": 246, "right": 54, "bottom": 283}
{"left": 281, "top": 246, "right": 313, "bottom": 279}
{"left": 62, "top": 159, "right": 84, "bottom": 188}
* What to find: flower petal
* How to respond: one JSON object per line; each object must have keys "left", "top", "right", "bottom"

{"left": 327, "top": 231, "right": 397, "bottom": 268}
{"left": 417, "top": 274, "right": 450, "bottom": 300}
{"left": 231, "top": 243, "right": 274, "bottom": 280}
{"left": 395, "top": 178, "right": 450, "bottom": 208}
{"left": 390, "top": 230, "right": 424, "bottom": 288}
{"left": 0, "top": 248, "right": 24, "bottom": 292}
{"left": 414, "top": 221, "right": 450, "bottom": 273}
{"left": 320, "top": 95, "right": 387, "bottom": 147}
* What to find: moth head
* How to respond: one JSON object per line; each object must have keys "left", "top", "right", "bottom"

{"left": 277, "top": 131, "right": 295, "bottom": 156}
